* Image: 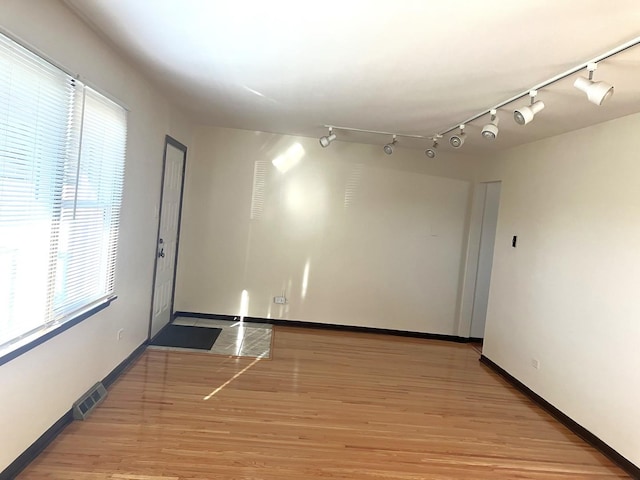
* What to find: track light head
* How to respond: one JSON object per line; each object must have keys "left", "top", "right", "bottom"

{"left": 573, "top": 62, "right": 613, "bottom": 106}
{"left": 482, "top": 124, "right": 499, "bottom": 140}
{"left": 449, "top": 125, "right": 466, "bottom": 148}
{"left": 425, "top": 139, "right": 438, "bottom": 158}
{"left": 574, "top": 78, "right": 613, "bottom": 105}
{"left": 481, "top": 110, "right": 500, "bottom": 140}
{"left": 384, "top": 135, "right": 397, "bottom": 155}
{"left": 514, "top": 101, "right": 545, "bottom": 125}
{"left": 514, "top": 92, "right": 545, "bottom": 125}
{"left": 574, "top": 63, "right": 613, "bottom": 105}
{"left": 319, "top": 128, "right": 337, "bottom": 148}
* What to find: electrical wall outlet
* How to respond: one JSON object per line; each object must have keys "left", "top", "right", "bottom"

{"left": 531, "top": 358, "right": 540, "bottom": 370}
{"left": 274, "top": 296, "right": 287, "bottom": 304}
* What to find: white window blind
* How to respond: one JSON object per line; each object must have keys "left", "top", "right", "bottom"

{"left": 0, "top": 32, "right": 126, "bottom": 350}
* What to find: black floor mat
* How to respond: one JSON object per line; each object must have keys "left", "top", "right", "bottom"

{"left": 150, "top": 324, "right": 222, "bottom": 350}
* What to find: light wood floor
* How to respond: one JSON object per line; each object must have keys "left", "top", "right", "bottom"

{"left": 20, "top": 327, "right": 628, "bottom": 479}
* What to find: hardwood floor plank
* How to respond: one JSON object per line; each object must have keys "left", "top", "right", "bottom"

{"left": 19, "top": 326, "right": 629, "bottom": 479}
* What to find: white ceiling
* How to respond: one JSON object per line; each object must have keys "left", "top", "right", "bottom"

{"left": 66, "top": 0, "right": 640, "bottom": 154}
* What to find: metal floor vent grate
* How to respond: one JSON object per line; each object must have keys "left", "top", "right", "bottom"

{"left": 72, "top": 382, "right": 107, "bottom": 420}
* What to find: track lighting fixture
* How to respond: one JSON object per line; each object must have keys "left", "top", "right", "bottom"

{"left": 481, "top": 110, "right": 500, "bottom": 140}
{"left": 324, "top": 39, "right": 637, "bottom": 156}
{"left": 425, "top": 139, "right": 438, "bottom": 158}
{"left": 319, "top": 127, "right": 336, "bottom": 148}
{"left": 574, "top": 62, "right": 613, "bottom": 106}
{"left": 514, "top": 90, "right": 545, "bottom": 126}
{"left": 321, "top": 126, "right": 429, "bottom": 153}
{"left": 449, "top": 125, "right": 466, "bottom": 148}
{"left": 384, "top": 135, "right": 397, "bottom": 155}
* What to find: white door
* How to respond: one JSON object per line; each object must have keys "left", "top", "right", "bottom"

{"left": 150, "top": 137, "right": 186, "bottom": 338}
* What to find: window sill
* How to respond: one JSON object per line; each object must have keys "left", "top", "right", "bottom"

{"left": 0, "top": 296, "right": 117, "bottom": 367}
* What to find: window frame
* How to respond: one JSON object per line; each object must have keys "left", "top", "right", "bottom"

{"left": 0, "top": 30, "right": 127, "bottom": 366}
{"left": 0, "top": 296, "right": 116, "bottom": 367}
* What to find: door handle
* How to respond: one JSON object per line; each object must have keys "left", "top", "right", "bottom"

{"left": 158, "top": 248, "right": 165, "bottom": 258}
{"left": 158, "top": 238, "right": 165, "bottom": 258}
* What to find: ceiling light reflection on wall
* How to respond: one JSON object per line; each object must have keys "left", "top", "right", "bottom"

{"left": 574, "top": 62, "right": 613, "bottom": 105}
{"left": 481, "top": 110, "right": 500, "bottom": 140}
{"left": 238, "top": 289, "right": 249, "bottom": 320}
{"left": 514, "top": 90, "right": 545, "bottom": 125}
{"left": 272, "top": 142, "right": 305, "bottom": 173}
{"left": 449, "top": 125, "right": 466, "bottom": 148}
{"left": 301, "top": 259, "right": 311, "bottom": 299}
{"left": 319, "top": 127, "right": 336, "bottom": 147}
{"left": 383, "top": 135, "right": 397, "bottom": 155}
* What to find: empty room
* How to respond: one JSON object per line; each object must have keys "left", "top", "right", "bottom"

{"left": 1, "top": 1, "right": 639, "bottom": 479}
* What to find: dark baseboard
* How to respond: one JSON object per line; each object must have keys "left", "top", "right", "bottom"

{"left": 173, "top": 311, "right": 479, "bottom": 344}
{"left": 174, "top": 311, "right": 233, "bottom": 321}
{"left": 103, "top": 342, "right": 147, "bottom": 388}
{"left": 0, "top": 409, "right": 74, "bottom": 480}
{"left": 0, "top": 341, "right": 147, "bottom": 480}
{"left": 479, "top": 355, "right": 640, "bottom": 479}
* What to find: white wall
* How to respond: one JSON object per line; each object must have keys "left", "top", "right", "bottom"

{"left": 0, "top": 0, "right": 194, "bottom": 471}
{"left": 175, "top": 126, "right": 481, "bottom": 334}
{"left": 482, "top": 112, "right": 640, "bottom": 467}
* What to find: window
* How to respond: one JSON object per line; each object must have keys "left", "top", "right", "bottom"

{"left": 0, "top": 32, "right": 126, "bottom": 355}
